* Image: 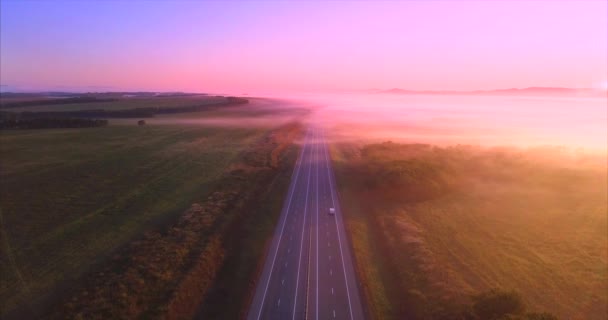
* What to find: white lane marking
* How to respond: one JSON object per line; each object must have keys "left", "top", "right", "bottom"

{"left": 330, "top": 269, "right": 333, "bottom": 276}
{"left": 255, "top": 129, "right": 310, "bottom": 320}
{"left": 315, "top": 128, "right": 320, "bottom": 320}
{"left": 333, "top": 309, "right": 336, "bottom": 318}
{"left": 278, "top": 298, "right": 281, "bottom": 306}
{"left": 322, "top": 129, "right": 355, "bottom": 320}
{"left": 285, "top": 262, "right": 288, "bottom": 267}
{"left": 292, "top": 130, "right": 314, "bottom": 320}
{"left": 329, "top": 255, "right": 332, "bottom": 260}
{"left": 288, "top": 248, "right": 290, "bottom": 253}
{"left": 332, "top": 287, "right": 334, "bottom": 295}
{"left": 282, "top": 279, "right": 285, "bottom": 286}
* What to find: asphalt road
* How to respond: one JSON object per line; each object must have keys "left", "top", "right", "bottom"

{"left": 247, "top": 127, "right": 364, "bottom": 320}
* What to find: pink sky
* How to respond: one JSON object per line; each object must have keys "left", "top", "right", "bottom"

{"left": 1, "top": 1, "right": 606, "bottom": 93}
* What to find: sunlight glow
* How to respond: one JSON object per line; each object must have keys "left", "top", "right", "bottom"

{"left": 0, "top": 1, "right": 606, "bottom": 93}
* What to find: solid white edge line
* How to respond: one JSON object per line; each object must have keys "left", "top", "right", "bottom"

{"left": 315, "top": 127, "right": 320, "bottom": 320}
{"left": 255, "top": 129, "right": 311, "bottom": 320}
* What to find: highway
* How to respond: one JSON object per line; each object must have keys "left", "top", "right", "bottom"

{"left": 247, "top": 127, "right": 364, "bottom": 320}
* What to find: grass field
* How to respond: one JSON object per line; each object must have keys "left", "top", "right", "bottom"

{"left": 331, "top": 142, "right": 607, "bottom": 320}
{"left": 0, "top": 124, "right": 269, "bottom": 316}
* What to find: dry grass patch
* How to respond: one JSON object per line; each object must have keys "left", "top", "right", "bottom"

{"left": 331, "top": 142, "right": 606, "bottom": 319}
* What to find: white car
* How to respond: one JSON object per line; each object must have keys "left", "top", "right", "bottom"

{"left": 329, "top": 207, "right": 336, "bottom": 215}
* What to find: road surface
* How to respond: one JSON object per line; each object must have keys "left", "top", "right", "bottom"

{"left": 247, "top": 127, "right": 364, "bottom": 320}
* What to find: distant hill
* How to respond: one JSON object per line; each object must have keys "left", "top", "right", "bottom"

{"left": 380, "top": 87, "right": 607, "bottom": 97}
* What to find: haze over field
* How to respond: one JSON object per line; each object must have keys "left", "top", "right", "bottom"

{"left": 297, "top": 92, "right": 607, "bottom": 151}
{"left": 2, "top": 0, "right": 606, "bottom": 151}
{"left": 1, "top": 1, "right": 607, "bottom": 319}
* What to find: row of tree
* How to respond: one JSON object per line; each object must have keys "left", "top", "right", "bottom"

{"left": 0, "top": 96, "right": 116, "bottom": 108}
{"left": 0, "top": 118, "right": 108, "bottom": 130}
{"left": 0, "top": 97, "right": 249, "bottom": 119}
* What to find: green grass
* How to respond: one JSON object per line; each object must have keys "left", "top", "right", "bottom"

{"left": 331, "top": 142, "right": 607, "bottom": 319}
{"left": 0, "top": 124, "right": 268, "bottom": 316}
{"left": 196, "top": 134, "right": 301, "bottom": 319}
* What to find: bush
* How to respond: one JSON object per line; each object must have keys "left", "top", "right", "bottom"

{"left": 523, "top": 313, "right": 559, "bottom": 320}
{"left": 472, "top": 289, "right": 526, "bottom": 320}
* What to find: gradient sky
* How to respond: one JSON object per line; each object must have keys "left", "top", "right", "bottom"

{"left": 1, "top": 1, "right": 606, "bottom": 94}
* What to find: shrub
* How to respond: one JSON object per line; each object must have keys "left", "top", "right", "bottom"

{"left": 472, "top": 289, "right": 526, "bottom": 320}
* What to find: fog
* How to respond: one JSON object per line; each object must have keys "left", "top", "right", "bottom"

{"left": 286, "top": 93, "right": 607, "bottom": 153}
{"left": 112, "top": 97, "right": 312, "bottom": 128}
{"left": 144, "top": 115, "right": 298, "bottom": 128}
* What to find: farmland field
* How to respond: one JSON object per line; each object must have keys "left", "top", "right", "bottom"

{"left": 331, "top": 142, "right": 607, "bottom": 320}
{"left": 0, "top": 97, "right": 307, "bottom": 318}
{"left": 0, "top": 125, "right": 262, "bottom": 314}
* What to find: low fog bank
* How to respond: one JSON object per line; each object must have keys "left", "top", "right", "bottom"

{"left": 114, "top": 97, "right": 313, "bottom": 128}
{"left": 319, "top": 92, "right": 607, "bottom": 319}
{"left": 285, "top": 92, "right": 606, "bottom": 156}
{"left": 145, "top": 115, "right": 296, "bottom": 128}
{"left": 331, "top": 140, "right": 607, "bottom": 319}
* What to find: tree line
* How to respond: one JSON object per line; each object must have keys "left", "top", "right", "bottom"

{"left": 0, "top": 97, "right": 249, "bottom": 119}
{"left": 0, "top": 96, "right": 248, "bottom": 129}
{"left": 0, "top": 117, "right": 108, "bottom": 130}
{"left": 0, "top": 96, "right": 117, "bottom": 109}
